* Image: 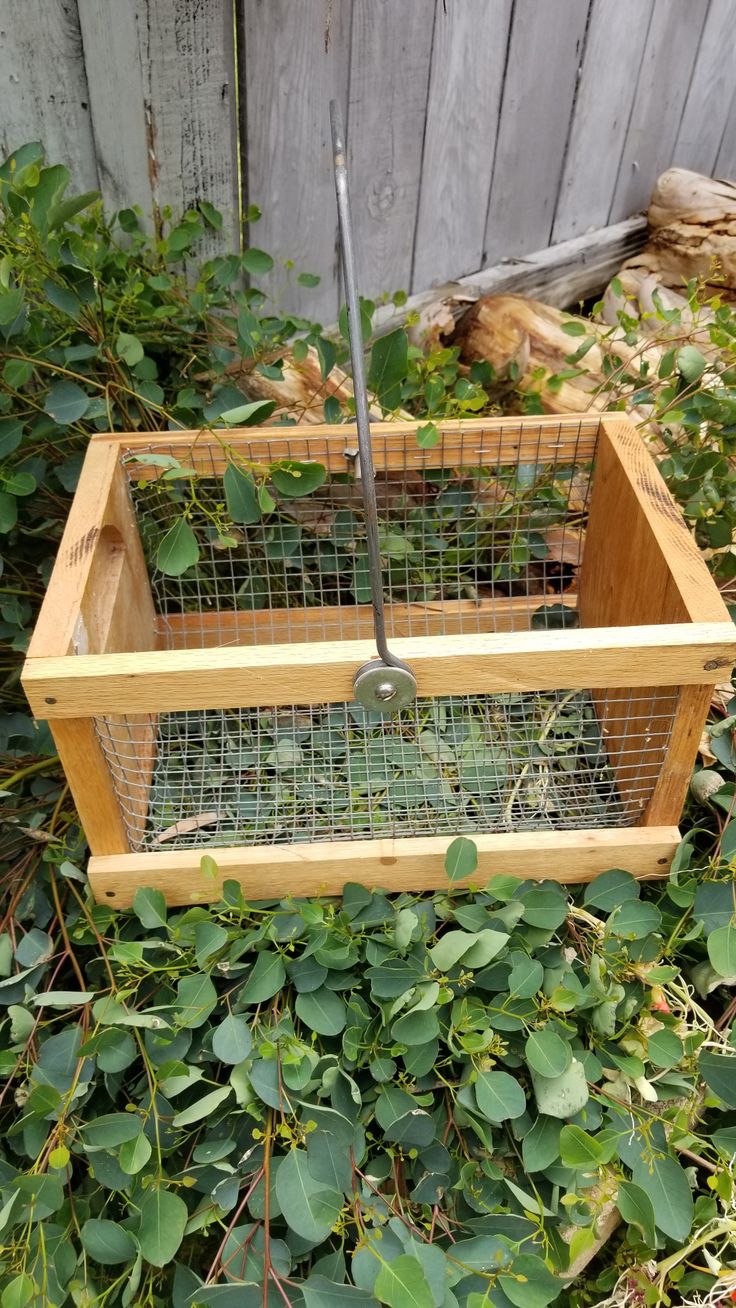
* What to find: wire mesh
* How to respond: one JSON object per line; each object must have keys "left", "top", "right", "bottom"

{"left": 95, "top": 688, "right": 678, "bottom": 851}
{"left": 94, "top": 421, "right": 679, "bottom": 851}
{"left": 124, "top": 421, "right": 594, "bottom": 646}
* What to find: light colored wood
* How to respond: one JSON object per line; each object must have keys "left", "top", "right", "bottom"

{"left": 552, "top": 0, "right": 654, "bottom": 242}
{"left": 609, "top": 0, "right": 710, "bottom": 222}
{"left": 373, "top": 218, "right": 648, "bottom": 343}
{"left": 78, "top": 0, "right": 239, "bottom": 255}
{"left": 579, "top": 418, "right": 730, "bottom": 827}
{"left": 51, "top": 719, "right": 130, "bottom": 856}
{"left": 0, "top": 0, "right": 98, "bottom": 192}
{"left": 412, "top": 0, "right": 511, "bottom": 288}
{"left": 239, "top": 0, "right": 351, "bottom": 323}
{"left": 103, "top": 416, "right": 602, "bottom": 480}
{"left": 645, "top": 168, "right": 736, "bottom": 292}
{"left": 157, "top": 595, "right": 576, "bottom": 649}
{"left": 88, "top": 826, "right": 680, "bottom": 907}
{"left": 673, "top": 0, "right": 736, "bottom": 176}
{"left": 22, "top": 623, "right": 736, "bottom": 718}
{"left": 348, "top": 0, "right": 435, "bottom": 299}
{"left": 483, "top": 0, "right": 589, "bottom": 265}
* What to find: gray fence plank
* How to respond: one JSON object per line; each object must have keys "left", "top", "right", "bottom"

{"left": 609, "top": 0, "right": 710, "bottom": 222}
{"left": 483, "top": 0, "right": 590, "bottom": 266}
{"left": 552, "top": 0, "right": 654, "bottom": 242}
{"left": 0, "top": 0, "right": 98, "bottom": 188}
{"left": 239, "top": 0, "right": 351, "bottom": 324}
{"left": 78, "top": 0, "right": 239, "bottom": 254}
{"left": 412, "top": 0, "right": 512, "bottom": 290}
{"left": 674, "top": 0, "right": 736, "bottom": 175}
{"left": 348, "top": 0, "right": 435, "bottom": 299}
{"left": 715, "top": 89, "right": 736, "bottom": 179}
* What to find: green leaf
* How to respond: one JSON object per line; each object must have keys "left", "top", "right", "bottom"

{"left": 368, "top": 329, "right": 408, "bottom": 410}
{"left": 508, "top": 955, "right": 544, "bottom": 998}
{"left": 172, "top": 1085, "right": 232, "bottom": 1127}
{"left": 218, "top": 399, "right": 275, "bottom": 426}
{"left": 606, "top": 900, "right": 662, "bottom": 940}
{"left": 132, "top": 887, "right": 167, "bottom": 930}
{"left": 525, "top": 1028, "right": 572, "bottom": 1079}
{"left": 81, "top": 1113, "right": 145, "bottom": 1148}
{"left": 583, "top": 869, "right": 640, "bottom": 912}
{"left": 530, "top": 1058, "right": 589, "bottom": 1119}
{"left": 295, "top": 986, "right": 347, "bottom": 1036}
{"left": 224, "top": 462, "right": 261, "bottom": 523}
{"left": 561, "top": 320, "right": 587, "bottom": 336}
{"left": 118, "top": 1131, "right": 152, "bottom": 1175}
{"left": 499, "top": 1254, "right": 560, "bottom": 1308}
{"left": 240, "top": 950, "right": 286, "bottom": 1005}
{"left": 174, "top": 973, "right": 217, "bottom": 1028}
{"left": 274, "top": 1148, "right": 342, "bottom": 1243}
{"left": 212, "top": 1013, "right": 253, "bottom": 1064}
{"left": 115, "top": 331, "right": 144, "bottom": 367}
{"left": 707, "top": 924, "right": 736, "bottom": 977}
{"left": 156, "top": 518, "right": 200, "bottom": 576}
{"left": 559, "top": 1125, "right": 604, "bottom": 1168}
{"left": 199, "top": 200, "right": 223, "bottom": 230}
{"left": 699, "top": 1050, "right": 736, "bottom": 1106}
{"left": 81, "top": 1218, "right": 137, "bottom": 1266}
{"left": 519, "top": 885, "right": 568, "bottom": 930}
{"left": 243, "top": 247, "right": 275, "bottom": 276}
{"left": 1, "top": 1275, "right": 35, "bottom": 1308}
{"left": 43, "top": 379, "right": 90, "bottom": 425}
{"left": 677, "top": 345, "right": 706, "bottom": 384}
{"left": 616, "top": 1181, "right": 657, "bottom": 1247}
{"left": 0, "top": 288, "right": 24, "bottom": 325}
{"left": 47, "top": 190, "right": 99, "bottom": 230}
{"left": 647, "top": 1028, "right": 682, "bottom": 1069}
{"left": 522, "top": 1115, "right": 561, "bottom": 1172}
{"left": 272, "top": 460, "right": 327, "bottom": 498}
{"left": 631, "top": 1153, "right": 693, "bottom": 1242}
{"left": 0, "top": 491, "right": 17, "bottom": 532}
{"left": 297, "top": 272, "right": 321, "bottom": 288}
{"left": 444, "top": 836, "right": 478, "bottom": 883}
{"left": 303, "top": 1274, "right": 375, "bottom": 1307}
{"left": 416, "top": 422, "right": 440, "bottom": 450}
{"left": 475, "top": 1070, "right": 526, "bottom": 1123}
{"left": 138, "top": 1188, "right": 188, "bottom": 1267}
{"left": 429, "top": 929, "right": 507, "bottom": 972}
{"left": 374, "top": 1255, "right": 433, "bottom": 1308}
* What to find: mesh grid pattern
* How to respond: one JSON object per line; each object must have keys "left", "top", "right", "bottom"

{"left": 96, "top": 689, "right": 678, "bottom": 852}
{"left": 92, "top": 422, "right": 678, "bottom": 851}
{"left": 126, "top": 422, "right": 593, "bottom": 645}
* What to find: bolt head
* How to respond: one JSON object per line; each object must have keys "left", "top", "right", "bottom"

{"left": 375, "top": 681, "right": 397, "bottom": 701}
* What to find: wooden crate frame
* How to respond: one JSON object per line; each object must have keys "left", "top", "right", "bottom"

{"left": 21, "top": 414, "right": 736, "bottom": 908}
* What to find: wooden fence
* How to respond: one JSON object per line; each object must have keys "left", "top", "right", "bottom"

{"left": 2, "top": 0, "right": 735, "bottom": 323}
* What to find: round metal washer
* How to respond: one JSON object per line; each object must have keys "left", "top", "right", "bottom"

{"left": 353, "top": 659, "right": 417, "bottom": 713}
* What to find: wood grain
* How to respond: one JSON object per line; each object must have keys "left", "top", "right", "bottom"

{"left": 673, "top": 0, "right": 736, "bottom": 175}
{"left": 609, "top": 0, "right": 710, "bottom": 222}
{"left": 23, "top": 623, "right": 736, "bottom": 717}
{"left": 78, "top": 0, "right": 239, "bottom": 254}
{"left": 412, "top": 0, "right": 511, "bottom": 288}
{"left": 0, "top": 0, "right": 98, "bottom": 190}
{"left": 88, "top": 825, "right": 680, "bottom": 907}
{"left": 552, "top": 0, "right": 654, "bottom": 242}
{"left": 239, "top": 0, "right": 351, "bottom": 323}
{"left": 483, "top": 0, "right": 589, "bottom": 264}
{"left": 715, "top": 89, "right": 736, "bottom": 181}
{"left": 348, "top": 0, "right": 435, "bottom": 298}
{"left": 50, "top": 719, "right": 130, "bottom": 855}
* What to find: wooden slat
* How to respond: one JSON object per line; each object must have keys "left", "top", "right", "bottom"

{"left": 0, "top": 1, "right": 98, "bottom": 191}
{"left": 348, "top": 0, "right": 435, "bottom": 298}
{"left": 22, "top": 623, "right": 736, "bottom": 717}
{"left": 412, "top": 0, "right": 511, "bottom": 289}
{"left": 673, "top": 0, "right": 736, "bottom": 175}
{"left": 238, "top": 0, "right": 351, "bottom": 323}
{"left": 89, "top": 825, "right": 679, "bottom": 907}
{"left": 715, "top": 89, "right": 736, "bottom": 180}
{"left": 51, "top": 719, "right": 130, "bottom": 856}
{"left": 157, "top": 595, "right": 574, "bottom": 649}
{"left": 77, "top": 0, "right": 239, "bottom": 255}
{"left": 483, "top": 0, "right": 590, "bottom": 265}
{"left": 609, "top": 0, "right": 710, "bottom": 222}
{"left": 105, "top": 415, "right": 602, "bottom": 479}
{"left": 644, "top": 684, "right": 715, "bottom": 826}
{"left": 552, "top": 0, "right": 654, "bottom": 242}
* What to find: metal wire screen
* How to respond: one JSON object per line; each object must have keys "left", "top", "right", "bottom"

{"left": 91, "top": 421, "right": 678, "bottom": 850}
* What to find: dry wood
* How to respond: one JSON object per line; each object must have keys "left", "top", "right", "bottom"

{"left": 22, "top": 623, "right": 736, "bottom": 718}
{"left": 87, "top": 826, "right": 679, "bottom": 908}
{"left": 50, "top": 719, "right": 130, "bottom": 855}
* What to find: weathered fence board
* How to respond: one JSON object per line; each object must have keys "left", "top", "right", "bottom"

{"left": 2, "top": 0, "right": 735, "bottom": 315}
{"left": 0, "top": 0, "right": 97, "bottom": 190}
{"left": 412, "top": 0, "right": 511, "bottom": 288}
{"left": 348, "top": 0, "right": 435, "bottom": 299}
{"left": 552, "top": 0, "right": 654, "bottom": 242}
{"left": 483, "top": 0, "right": 590, "bottom": 265}
{"left": 609, "top": 0, "right": 711, "bottom": 222}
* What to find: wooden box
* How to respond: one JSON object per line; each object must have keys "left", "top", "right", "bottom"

{"left": 22, "top": 415, "right": 735, "bottom": 907}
